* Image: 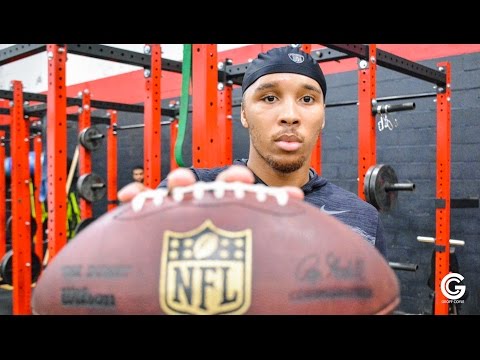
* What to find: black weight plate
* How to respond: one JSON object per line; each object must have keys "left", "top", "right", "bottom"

{"left": 76, "top": 173, "right": 106, "bottom": 202}
{"left": 369, "top": 164, "right": 398, "bottom": 212}
{"left": 364, "top": 165, "right": 376, "bottom": 205}
{"left": 0, "top": 250, "right": 42, "bottom": 286}
{"left": 79, "top": 126, "right": 103, "bottom": 151}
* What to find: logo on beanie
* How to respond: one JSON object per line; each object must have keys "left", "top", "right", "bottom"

{"left": 288, "top": 53, "right": 304, "bottom": 64}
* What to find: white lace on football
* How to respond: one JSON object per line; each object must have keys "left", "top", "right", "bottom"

{"left": 131, "top": 181, "right": 290, "bottom": 212}
{"left": 131, "top": 188, "right": 168, "bottom": 212}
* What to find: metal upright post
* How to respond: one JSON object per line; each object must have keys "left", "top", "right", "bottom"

{"left": 0, "top": 130, "right": 6, "bottom": 258}
{"left": 143, "top": 44, "right": 162, "bottom": 188}
{"left": 434, "top": 62, "right": 452, "bottom": 315}
{"left": 46, "top": 44, "right": 67, "bottom": 260}
{"left": 302, "top": 44, "right": 322, "bottom": 174}
{"left": 217, "top": 82, "right": 232, "bottom": 166}
{"left": 78, "top": 89, "right": 92, "bottom": 219}
{"left": 107, "top": 110, "right": 118, "bottom": 211}
{"left": 10, "top": 80, "right": 32, "bottom": 314}
{"left": 357, "top": 44, "right": 377, "bottom": 200}
{"left": 192, "top": 44, "right": 219, "bottom": 167}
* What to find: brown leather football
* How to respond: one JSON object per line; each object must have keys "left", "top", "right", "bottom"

{"left": 32, "top": 181, "right": 400, "bottom": 315}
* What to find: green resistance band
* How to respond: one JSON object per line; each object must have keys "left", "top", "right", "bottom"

{"left": 174, "top": 44, "right": 192, "bottom": 168}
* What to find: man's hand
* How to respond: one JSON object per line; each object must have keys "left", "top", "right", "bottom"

{"left": 117, "top": 180, "right": 150, "bottom": 203}
{"left": 117, "top": 165, "right": 304, "bottom": 203}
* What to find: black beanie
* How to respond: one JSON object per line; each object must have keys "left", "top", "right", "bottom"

{"left": 242, "top": 46, "right": 327, "bottom": 100}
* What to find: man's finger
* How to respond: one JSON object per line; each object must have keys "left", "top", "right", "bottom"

{"left": 216, "top": 166, "right": 303, "bottom": 200}
{"left": 117, "top": 181, "right": 148, "bottom": 203}
{"left": 281, "top": 186, "right": 305, "bottom": 201}
{"left": 167, "top": 167, "right": 197, "bottom": 192}
{"left": 118, "top": 166, "right": 303, "bottom": 203}
{"left": 216, "top": 165, "right": 255, "bottom": 183}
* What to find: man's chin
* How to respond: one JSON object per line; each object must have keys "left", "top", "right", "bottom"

{"left": 266, "top": 156, "right": 306, "bottom": 174}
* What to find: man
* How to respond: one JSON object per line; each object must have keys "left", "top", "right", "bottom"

{"left": 131, "top": 165, "right": 144, "bottom": 183}
{"left": 119, "top": 45, "right": 386, "bottom": 257}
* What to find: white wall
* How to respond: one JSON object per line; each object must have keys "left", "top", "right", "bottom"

{"left": 0, "top": 44, "right": 249, "bottom": 93}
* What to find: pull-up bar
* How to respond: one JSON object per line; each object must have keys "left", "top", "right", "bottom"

{"left": 113, "top": 121, "right": 174, "bottom": 131}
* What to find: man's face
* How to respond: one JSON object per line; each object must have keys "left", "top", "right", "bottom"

{"left": 132, "top": 169, "right": 144, "bottom": 183}
{"left": 241, "top": 73, "right": 325, "bottom": 173}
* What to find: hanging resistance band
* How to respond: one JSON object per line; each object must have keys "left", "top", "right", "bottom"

{"left": 174, "top": 44, "right": 192, "bottom": 168}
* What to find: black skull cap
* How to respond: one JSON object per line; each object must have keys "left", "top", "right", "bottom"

{"left": 242, "top": 46, "right": 327, "bottom": 100}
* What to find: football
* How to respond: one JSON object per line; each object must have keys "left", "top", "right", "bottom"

{"left": 31, "top": 181, "right": 400, "bottom": 315}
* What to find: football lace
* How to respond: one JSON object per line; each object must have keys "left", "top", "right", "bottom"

{"left": 131, "top": 181, "right": 290, "bottom": 212}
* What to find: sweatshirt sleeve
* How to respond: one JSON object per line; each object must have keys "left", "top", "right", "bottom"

{"left": 374, "top": 217, "right": 387, "bottom": 259}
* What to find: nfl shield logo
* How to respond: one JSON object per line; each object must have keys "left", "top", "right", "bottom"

{"left": 160, "top": 220, "right": 252, "bottom": 315}
{"left": 288, "top": 53, "right": 304, "bottom": 63}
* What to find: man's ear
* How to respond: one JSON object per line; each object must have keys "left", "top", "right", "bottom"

{"left": 241, "top": 107, "right": 249, "bottom": 128}
{"left": 321, "top": 104, "right": 326, "bottom": 130}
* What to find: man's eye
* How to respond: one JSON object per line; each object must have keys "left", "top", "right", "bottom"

{"left": 303, "top": 96, "right": 314, "bottom": 103}
{"left": 264, "top": 96, "right": 276, "bottom": 103}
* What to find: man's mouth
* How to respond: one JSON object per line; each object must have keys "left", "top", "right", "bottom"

{"left": 275, "top": 134, "right": 302, "bottom": 152}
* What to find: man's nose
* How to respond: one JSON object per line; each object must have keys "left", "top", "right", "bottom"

{"left": 279, "top": 99, "right": 300, "bottom": 126}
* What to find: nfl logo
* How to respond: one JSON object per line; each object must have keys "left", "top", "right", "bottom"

{"left": 288, "top": 53, "right": 304, "bottom": 63}
{"left": 160, "top": 220, "right": 252, "bottom": 315}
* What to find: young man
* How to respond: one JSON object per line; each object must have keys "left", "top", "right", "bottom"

{"left": 131, "top": 165, "right": 144, "bottom": 183}
{"left": 119, "top": 45, "right": 386, "bottom": 257}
